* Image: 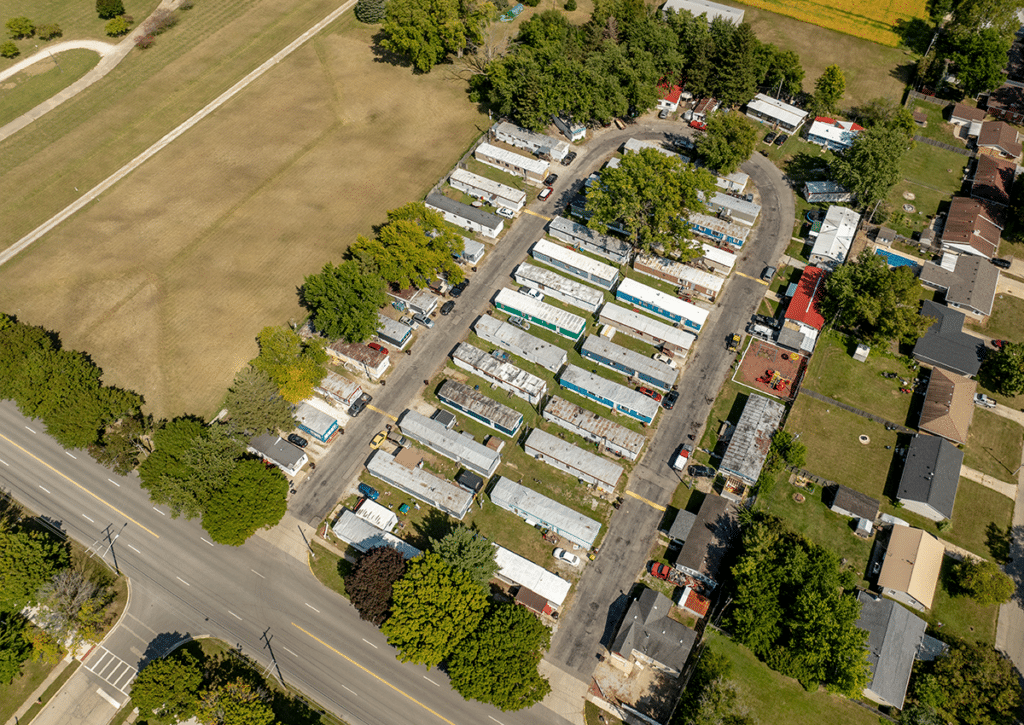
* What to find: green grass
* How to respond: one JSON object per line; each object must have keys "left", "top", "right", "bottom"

{"left": 967, "top": 293, "right": 1024, "bottom": 343}
{"left": 786, "top": 238, "right": 810, "bottom": 263}
{"left": 885, "top": 143, "right": 969, "bottom": 238}
{"left": 802, "top": 331, "right": 917, "bottom": 424}
{"left": 585, "top": 701, "right": 622, "bottom": 725}
{"left": 964, "top": 408, "right": 1023, "bottom": 483}
{"left": 910, "top": 101, "right": 958, "bottom": 143}
{"left": 0, "top": 49, "right": 100, "bottom": 127}
{"left": 0, "top": 656, "right": 65, "bottom": 724}
{"left": 15, "top": 660, "right": 80, "bottom": 725}
{"left": 925, "top": 558, "right": 999, "bottom": 646}
{"left": 309, "top": 541, "right": 351, "bottom": 599}
{"left": 941, "top": 478, "right": 1013, "bottom": 560}
{"left": 705, "top": 632, "right": 882, "bottom": 725}
{"left": 699, "top": 379, "right": 750, "bottom": 458}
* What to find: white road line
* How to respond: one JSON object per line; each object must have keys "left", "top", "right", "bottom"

{"left": 251, "top": 569, "right": 264, "bottom": 578}
{"left": 82, "top": 514, "right": 94, "bottom": 523}
{"left": 65, "top": 451, "right": 76, "bottom": 459}
{"left": 342, "top": 685, "right": 358, "bottom": 696}
{"left": 282, "top": 646, "right": 298, "bottom": 657}
{"left": 228, "top": 611, "right": 242, "bottom": 620}
{"left": 96, "top": 688, "right": 121, "bottom": 708}
{"left": 108, "top": 478, "right": 120, "bottom": 487}
{"left": 489, "top": 717, "right": 505, "bottom": 725}
{"left": 0, "top": 458, "right": 7, "bottom": 466}
{"left": 304, "top": 603, "right": 320, "bottom": 613}
{"left": 25, "top": 426, "right": 35, "bottom": 433}
{"left": 38, "top": 485, "right": 50, "bottom": 493}
{"left": 423, "top": 676, "right": 440, "bottom": 687}
{"left": 128, "top": 544, "right": 141, "bottom": 553}
{"left": 201, "top": 537, "right": 214, "bottom": 547}
{"left": 153, "top": 507, "right": 165, "bottom": 515}
{"left": 176, "top": 576, "right": 190, "bottom": 586}
{"left": 361, "top": 638, "right": 377, "bottom": 649}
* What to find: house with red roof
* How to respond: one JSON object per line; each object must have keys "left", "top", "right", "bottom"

{"left": 807, "top": 116, "right": 864, "bottom": 151}
{"left": 779, "top": 266, "right": 827, "bottom": 353}
{"left": 658, "top": 83, "right": 685, "bottom": 113}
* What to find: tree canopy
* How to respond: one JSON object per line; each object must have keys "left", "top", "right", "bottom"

{"left": 355, "top": 0, "right": 387, "bottom": 23}
{"left": 138, "top": 417, "right": 222, "bottom": 519}
{"left": 914, "top": 639, "right": 1022, "bottom": 725}
{"left": 811, "top": 64, "right": 846, "bottom": 116}
{"left": 696, "top": 111, "right": 757, "bottom": 175}
{"left": 981, "top": 341, "right": 1024, "bottom": 396}
{"left": 951, "top": 558, "right": 1015, "bottom": 605}
{"left": 0, "top": 614, "right": 30, "bottom": 685}
{"left": 820, "top": 250, "right": 931, "bottom": 344}
{"left": 131, "top": 650, "right": 205, "bottom": 721}
{"left": 223, "top": 366, "right": 294, "bottom": 438}
{"left": 380, "top": 0, "right": 492, "bottom": 72}
{"left": 249, "top": 326, "right": 327, "bottom": 404}
{"left": 429, "top": 525, "right": 499, "bottom": 588}
{"left": 0, "top": 525, "right": 69, "bottom": 613}
{"left": 831, "top": 125, "right": 909, "bottom": 213}
{"left": 348, "top": 546, "right": 409, "bottom": 626}
{"left": 301, "top": 260, "right": 387, "bottom": 344}
{"left": 950, "top": 28, "right": 1012, "bottom": 97}
{"left": 201, "top": 458, "right": 288, "bottom": 546}
{"left": 381, "top": 552, "right": 488, "bottom": 667}
{"left": 586, "top": 147, "right": 715, "bottom": 258}
{"left": 671, "top": 646, "right": 754, "bottom": 725}
{"left": 196, "top": 678, "right": 275, "bottom": 725}
{"left": 447, "top": 603, "right": 552, "bottom": 711}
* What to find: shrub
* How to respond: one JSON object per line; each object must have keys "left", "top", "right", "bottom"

{"left": 179, "top": 0, "right": 194, "bottom": 8}
{"left": 6, "top": 17, "right": 35, "bottom": 39}
{"left": 522, "top": 0, "right": 540, "bottom": 6}
{"left": 36, "top": 24, "right": 62, "bottom": 40}
{"left": 145, "top": 9, "right": 178, "bottom": 35}
{"left": 564, "top": 0, "right": 577, "bottom": 9}
{"left": 0, "top": 40, "right": 19, "bottom": 58}
{"left": 97, "top": 0, "right": 125, "bottom": 19}
{"left": 354, "top": 0, "right": 386, "bottom": 24}
{"left": 134, "top": 33, "right": 155, "bottom": 49}
{"left": 105, "top": 16, "right": 132, "bottom": 36}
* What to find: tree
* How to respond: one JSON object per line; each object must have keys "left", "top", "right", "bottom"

{"left": 697, "top": 111, "right": 757, "bottom": 175}
{"left": 381, "top": 0, "right": 473, "bottom": 72}
{"left": 946, "top": 0, "right": 1021, "bottom": 43}
{"left": 6, "top": 17, "right": 34, "bottom": 39}
{"left": 671, "top": 647, "right": 754, "bottom": 725}
{"left": 0, "top": 526, "right": 69, "bottom": 612}
{"left": 981, "top": 342, "right": 1024, "bottom": 396}
{"left": 914, "top": 639, "right": 1022, "bottom": 725}
{"left": 951, "top": 28, "right": 1012, "bottom": 97}
{"left": 951, "top": 558, "right": 1015, "bottom": 605}
{"left": 447, "top": 603, "right": 551, "bottom": 710}
{"left": 249, "top": 326, "right": 327, "bottom": 403}
{"left": 760, "top": 46, "right": 804, "bottom": 99}
{"left": 132, "top": 650, "right": 205, "bottom": 721}
{"left": 201, "top": 458, "right": 288, "bottom": 546}
{"left": 586, "top": 147, "right": 716, "bottom": 258}
{"left": 831, "top": 126, "right": 909, "bottom": 213}
{"left": 88, "top": 412, "right": 153, "bottom": 475}
{"left": 381, "top": 552, "right": 488, "bottom": 667}
{"left": 355, "top": 0, "right": 388, "bottom": 23}
{"left": 821, "top": 251, "right": 931, "bottom": 344}
{"left": 35, "top": 568, "right": 111, "bottom": 653}
{"left": 0, "top": 614, "right": 30, "bottom": 685}
{"left": 37, "top": 24, "right": 62, "bottom": 40}
{"left": 138, "top": 417, "right": 215, "bottom": 519}
{"left": 197, "top": 678, "right": 275, "bottom": 725}
{"left": 348, "top": 546, "right": 408, "bottom": 625}
{"left": 429, "top": 525, "right": 499, "bottom": 588}
{"left": 711, "top": 23, "right": 760, "bottom": 107}
{"left": 0, "top": 41, "right": 18, "bottom": 58}
{"left": 301, "top": 261, "right": 387, "bottom": 343}
{"left": 96, "top": 0, "right": 125, "bottom": 19}
{"left": 105, "top": 16, "right": 132, "bottom": 36}
{"left": 810, "top": 64, "right": 845, "bottom": 116}
{"left": 224, "top": 366, "right": 294, "bottom": 437}
{"left": 855, "top": 97, "right": 915, "bottom": 141}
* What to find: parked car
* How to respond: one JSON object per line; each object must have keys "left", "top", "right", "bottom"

{"left": 367, "top": 342, "right": 388, "bottom": 356}
{"left": 688, "top": 464, "right": 716, "bottom": 478}
{"left": 662, "top": 390, "right": 679, "bottom": 410}
{"left": 287, "top": 433, "right": 308, "bottom": 448}
{"left": 553, "top": 548, "right": 581, "bottom": 567}
{"left": 688, "top": 119, "right": 706, "bottom": 131}
{"left": 544, "top": 173, "right": 559, "bottom": 186}
{"left": 974, "top": 393, "right": 997, "bottom": 409}
{"left": 509, "top": 315, "right": 530, "bottom": 331}
{"left": 370, "top": 430, "right": 387, "bottom": 449}
{"left": 560, "top": 151, "right": 578, "bottom": 166}
{"left": 992, "top": 258, "right": 1012, "bottom": 269}
{"left": 774, "top": 133, "right": 789, "bottom": 146}
{"left": 358, "top": 483, "right": 379, "bottom": 501}
{"left": 658, "top": 108, "right": 670, "bottom": 119}
{"left": 538, "top": 186, "right": 553, "bottom": 201}
{"left": 764, "top": 132, "right": 777, "bottom": 145}
{"left": 441, "top": 300, "right": 455, "bottom": 316}
{"left": 413, "top": 312, "right": 434, "bottom": 329}
{"left": 652, "top": 352, "right": 677, "bottom": 369}
{"left": 519, "top": 286, "right": 543, "bottom": 301}
{"left": 649, "top": 561, "right": 672, "bottom": 580}
{"left": 761, "top": 265, "right": 777, "bottom": 282}
{"left": 638, "top": 386, "right": 663, "bottom": 402}
{"left": 348, "top": 393, "right": 372, "bottom": 417}
{"left": 449, "top": 280, "right": 468, "bottom": 297}
{"left": 496, "top": 207, "right": 515, "bottom": 220}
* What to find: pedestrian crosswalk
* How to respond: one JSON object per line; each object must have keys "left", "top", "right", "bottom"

{"left": 84, "top": 646, "right": 137, "bottom": 695}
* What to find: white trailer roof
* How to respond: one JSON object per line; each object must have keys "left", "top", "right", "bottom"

{"left": 599, "top": 302, "right": 696, "bottom": 350}
{"left": 449, "top": 167, "right": 526, "bottom": 205}
{"left": 493, "top": 545, "right": 571, "bottom": 606}
{"left": 701, "top": 243, "right": 736, "bottom": 272}
{"left": 494, "top": 287, "right": 587, "bottom": 335}
{"left": 532, "top": 238, "right": 619, "bottom": 283}
{"left": 472, "top": 315, "right": 568, "bottom": 373}
{"left": 559, "top": 364, "right": 662, "bottom": 421}
{"left": 525, "top": 428, "right": 623, "bottom": 488}
{"left": 476, "top": 142, "right": 549, "bottom": 175}
{"left": 581, "top": 335, "right": 678, "bottom": 385}
{"left": 747, "top": 93, "right": 808, "bottom": 129}
{"left": 616, "top": 277, "right": 710, "bottom": 327}
{"left": 514, "top": 263, "right": 606, "bottom": 310}
{"left": 489, "top": 476, "right": 601, "bottom": 548}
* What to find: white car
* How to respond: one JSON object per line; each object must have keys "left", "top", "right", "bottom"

{"left": 974, "top": 393, "right": 996, "bottom": 409}
{"left": 653, "top": 352, "right": 677, "bottom": 369}
{"left": 553, "top": 548, "right": 581, "bottom": 567}
{"left": 519, "top": 287, "right": 544, "bottom": 301}
{"left": 496, "top": 207, "right": 515, "bottom": 220}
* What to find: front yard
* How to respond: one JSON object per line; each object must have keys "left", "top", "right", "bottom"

{"left": 967, "top": 293, "right": 1024, "bottom": 343}
{"left": 964, "top": 408, "right": 1024, "bottom": 483}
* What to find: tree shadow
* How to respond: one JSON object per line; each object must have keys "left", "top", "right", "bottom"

{"left": 369, "top": 29, "right": 413, "bottom": 68}
{"left": 136, "top": 631, "right": 192, "bottom": 670}
{"left": 890, "top": 61, "right": 920, "bottom": 87}
{"left": 410, "top": 508, "right": 455, "bottom": 549}
{"left": 894, "top": 18, "right": 934, "bottom": 55}
{"left": 633, "top": 670, "right": 684, "bottom": 721}
{"left": 784, "top": 151, "right": 830, "bottom": 185}
{"left": 986, "top": 522, "right": 1013, "bottom": 564}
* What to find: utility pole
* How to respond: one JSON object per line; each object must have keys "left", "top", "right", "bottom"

{"left": 261, "top": 628, "right": 284, "bottom": 686}
{"left": 100, "top": 522, "right": 128, "bottom": 573}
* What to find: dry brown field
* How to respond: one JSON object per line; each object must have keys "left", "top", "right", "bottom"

{"left": 0, "top": 12, "right": 487, "bottom": 419}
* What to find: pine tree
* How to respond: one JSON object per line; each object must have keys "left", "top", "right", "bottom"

{"left": 355, "top": 0, "right": 387, "bottom": 23}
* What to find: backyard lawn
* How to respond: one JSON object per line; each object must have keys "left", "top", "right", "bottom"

{"left": 909, "top": 101, "right": 959, "bottom": 144}
{"left": 964, "top": 408, "right": 1023, "bottom": 483}
{"left": 925, "top": 558, "right": 999, "bottom": 646}
{"left": 885, "top": 142, "right": 969, "bottom": 238}
{"left": 967, "top": 293, "right": 1024, "bottom": 344}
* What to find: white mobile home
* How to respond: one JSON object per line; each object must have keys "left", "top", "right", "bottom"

{"left": 580, "top": 335, "right": 679, "bottom": 391}
{"left": 744, "top": 93, "right": 808, "bottom": 132}
{"left": 514, "top": 263, "right": 606, "bottom": 313}
{"left": 472, "top": 315, "right": 568, "bottom": 373}
{"left": 598, "top": 302, "right": 696, "bottom": 356}
{"left": 449, "top": 168, "right": 527, "bottom": 212}
{"left": 475, "top": 142, "right": 550, "bottom": 185}
{"left": 492, "top": 121, "right": 570, "bottom": 161}
{"left": 542, "top": 396, "right": 647, "bottom": 461}
{"left": 531, "top": 238, "right": 620, "bottom": 290}
{"left": 546, "top": 216, "right": 633, "bottom": 265}
{"left": 366, "top": 449, "right": 475, "bottom": 520}
{"left": 553, "top": 115, "right": 586, "bottom": 142}
{"left": 701, "top": 243, "right": 736, "bottom": 276}
{"left": 615, "top": 277, "right": 709, "bottom": 332}
{"left": 493, "top": 287, "right": 588, "bottom": 341}
{"left": 397, "top": 409, "right": 501, "bottom": 478}
{"left": 524, "top": 428, "right": 623, "bottom": 495}
{"left": 703, "top": 191, "right": 761, "bottom": 226}
{"left": 490, "top": 477, "right": 601, "bottom": 548}
{"left": 451, "top": 342, "right": 548, "bottom": 406}
{"left": 425, "top": 192, "right": 504, "bottom": 239}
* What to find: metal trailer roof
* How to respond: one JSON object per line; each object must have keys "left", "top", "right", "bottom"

{"left": 492, "top": 122, "right": 570, "bottom": 160}
{"left": 705, "top": 191, "right": 761, "bottom": 224}
{"left": 425, "top": 192, "right": 503, "bottom": 231}
{"left": 489, "top": 476, "right": 601, "bottom": 548}
{"left": 331, "top": 510, "right": 422, "bottom": 559}
{"left": 559, "top": 364, "right": 662, "bottom": 422}
{"left": 451, "top": 343, "right": 548, "bottom": 401}
{"left": 662, "top": 0, "right": 744, "bottom": 24}
{"left": 718, "top": 394, "right": 786, "bottom": 484}
{"left": 353, "top": 498, "right": 399, "bottom": 532}
{"left": 472, "top": 315, "right": 567, "bottom": 373}
{"left": 493, "top": 544, "right": 571, "bottom": 606}
{"left": 746, "top": 93, "right": 808, "bottom": 129}
{"left": 295, "top": 401, "right": 338, "bottom": 438}
{"left": 396, "top": 410, "right": 501, "bottom": 478}
{"left": 514, "top": 263, "right": 606, "bottom": 312}
{"left": 623, "top": 137, "right": 684, "bottom": 160}
{"left": 701, "top": 243, "right": 736, "bottom": 272}
{"left": 616, "top": 277, "right": 710, "bottom": 327}
{"left": 634, "top": 253, "right": 724, "bottom": 293}
{"left": 545, "top": 217, "right": 632, "bottom": 264}
{"left": 581, "top": 335, "right": 678, "bottom": 388}
{"left": 247, "top": 434, "right": 306, "bottom": 471}
{"left": 437, "top": 379, "right": 524, "bottom": 435}
{"left": 690, "top": 212, "right": 752, "bottom": 246}
{"left": 449, "top": 167, "right": 526, "bottom": 207}
{"left": 376, "top": 312, "right": 412, "bottom": 345}
{"left": 524, "top": 428, "right": 623, "bottom": 490}
{"left": 598, "top": 302, "right": 696, "bottom": 351}
{"left": 715, "top": 170, "right": 750, "bottom": 193}
{"left": 532, "top": 237, "right": 619, "bottom": 285}
{"left": 810, "top": 205, "right": 860, "bottom": 264}
{"left": 543, "top": 396, "right": 646, "bottom": 458}
{"left": 315, "top": 371, "right": 362, "bottom": 406}
{"left": 475, "top": 142, "right": 549, "bottom": 176}
{"left": 366, "top": 448, "right": 475, "bottom": 519}
{"left": 493, "top": 287, "right": 587, "bottom": 336}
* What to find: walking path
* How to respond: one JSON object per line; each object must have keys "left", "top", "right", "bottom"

{"left": 799, "top": 388, "right": 915, "bottom": 433}
{"left": 0, "top": 0, "right": 358, "bottom": 267}
{"left": 960, "top": 464, "right": 1018, "bottom": 499}
{"left": 0, "top": 40, "right": 116, "bottom": 82}
{"left": 779, "top": 253, "right": 806, "bottom": 270}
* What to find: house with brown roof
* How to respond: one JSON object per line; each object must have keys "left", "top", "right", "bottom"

{"left": 918, "top": 368, "right": 976, "bottom": 445}
{"left": 977, "top": 121, "right": 1022, "bottom": 161}
{"left": 971, "top": 154, "right": 1017, "bottom": 206}
{"left": 327, "top": 341, "right": 390, "bottom": 380}
{"left": 919, "top": 253, "right": 1000, "bottom": 318}
{"left": 877, "top": 526, "right": 945, "bottom": 611}
{"left": 987, "top": 84, "right": 1024, "bottom": 125}
{"left": 950, "top": 102, "right": 986, "bottom": 130}
{"left": 940, "top": 196, "right": 1002, "bottom": 258}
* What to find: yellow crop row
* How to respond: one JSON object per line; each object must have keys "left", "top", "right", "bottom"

{"left": 739, "top": 0, "right": 929, "bottom": 47}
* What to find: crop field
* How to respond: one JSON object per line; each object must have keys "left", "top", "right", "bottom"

{"left": 0, "top": 10, "right": 487, "bottom": 419}
{"left": 736, "top": 0, "right": 927, "bottom": 47}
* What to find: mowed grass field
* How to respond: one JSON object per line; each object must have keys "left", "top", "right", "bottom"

{"left": 0, "top": 10, "right": 487, "bottom": 419}
{"left": 0, "top": 49, "right": 100, "bottom": 126}
{"left": 735, "top": 0, "right": 927, "bottom": 47}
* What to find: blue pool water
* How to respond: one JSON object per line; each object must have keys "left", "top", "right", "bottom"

{"left": 875, "top": 248, "right": 921, "bottom": 270}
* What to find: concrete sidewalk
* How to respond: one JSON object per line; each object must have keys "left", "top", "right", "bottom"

{"left": 3, "top": 655, "right": 74, "bottom": 725}
{"left": 538, "top": 659, "right": 588, "bottom": 725}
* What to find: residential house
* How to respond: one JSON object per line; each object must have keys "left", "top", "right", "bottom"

{"left": 314, "top": 371, "right": 362, "bottom": 409}
{"left": 327, "top": 341, "right": 390, "bottom": 380}
{"left": 689, "top": 212, "right": 751, "bottom": 248}
{"left": 558, "top": 364, "right": 661, "bottom": 425}
{"left": 472, "top": 315, "right": 568, "bottom": 373}
{"left": 987, "top": 84, "right": 1024, "bottom": 125}
{"left": 437, "top": 379, "right": 523, "bottom": 437}
{"left": 616, "top": 277, "right": 709, "bottom": 332}
{"left": 828, "top": 485, "right": 880, "bottom": 529}
{"left": 658, "top": 83, "right": 684, "bottom": 112}
{"left": 676, "top": 492, "right": 737, "bottom": 589}
{"left": 897, "top": 434, "right": 964, "bottom": 521}
{"left": 715, "top": 170, "right": 749, "bottom": 194}
{"left": 806, "top": 116, "right": 864, "bottom": 151}
{"left": 542, "top": 396, "right": 647, "bottom": 461}
{"left": 491, "top": 121, "right": 569, "bottom": 162}
{"left": 533, "top": 234, "right": 621, "bottom": 288}
{"left": 387, "top": 285, "right": 438, "bottom": 316}
{"left": 662, "top": 0, "right": 743, "bottom": 24}
{"left": 425, "top": 192, "right": 503, "bottom": 239}
{"left": 940, "top": 196, "right": 1002, "bottom": 258}
{"left": 448, "top": 168, "right": 527, "bottom": 212}
{"left": 700, "top": 243, "right": 737, "bottom": 276}
{"left": 451, "top": 342, "right": 547, "bottom": 406}
{"left": 856, "top": 591, "right": 928, "bottom": 710}
{"left": 971, "top": 153, "right": 1016, "bottom": 206}
{"left": 918, "top": 367, "right": 976, "bottom": 445}
{"left": 598, "top": 302, "right": 696, "bottom": 357}
{"left": 950, "top": 102, "right": 986, "bottom": 136}
{"left": 667, "top": 509, "right": 696, "bottom": 544}
{"left": 457, "top": 237, "right": 485, "bottom": 264}
{"left": 489, "top": 476, "right": 601, "bottom": 548}
{"left": 977, "top": 121, "right": 1022, "bottom": 162}
{"left": 808, "top": 206, "right": 859, "bottom": 268}
{"left": 744, "top": 93, "right": 808, "bottom": 132}
{"left": 553, "top": 115, "right": 586, "bottom": 142}
{"left": 610, "top": 588, "right": 697, "bottom": 678}
{"left": 475, "top": 142, "right": 549, "bottom": 185}
{"left": 294, "top": 401, "right": 339, "bottom": 443}
{"left": 524, "top": 428, "right": 623, "bottom": 496}
{"left": 912, "top": 301, "right": 985, "bottom": 376}
{"left": 778, "top": 265, "right": 827, "bottom": 354}
{"left": 247, "top": 435, "right": 308, "bottom": 477}
{"left": 375, "top": 312, "right": 412, "bottom": 349}
{"left": 717, "top": 394, "right": 786, "bottom": 498}
{"left": 877, "top": 525, "right": 945, "bottom": 611}
{"left": 493, "top": 545, "right": 571, "bottom": 609}
{"left": 691, "top": 97, "right": 719, "bottom": 122}
{"left": 332, "top": 510, "right": 422, "bottom": 559}
{"left": 634, "top": 252, "right": 724, "bottom": 302}
{"left": 545, "top": 216, "right": 633, "bottom": 265}
{"left": 919, "top": 253, "right": 999, "bottom": 317}
{"left": 397, "top": 409, "right": 501, "bottom": 478}
{"left": 803, "top": 180, "right": 854, "bottom": 204}
{"left": 366, "top": 449, "right": 475, "bottom": 520}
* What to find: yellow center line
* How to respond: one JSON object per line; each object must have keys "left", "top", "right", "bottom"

{"left": 0, "top": 433, "right": 160, "bottom": 538}
{"left": 623, "top": 489, "right": 666, "bottom": 511}
{"left": 291, "top": 622, "right": 457, "bottom": 725}
{"left": 366, "top": 405, "right": 398, "bottom": 422}
{"left": 736, "top": 270, "right": 769, "bottom": 286}
{"left": 522, "top": 209, "right": 551, "bottom": 221}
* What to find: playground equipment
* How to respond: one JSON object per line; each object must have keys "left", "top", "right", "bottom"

{"left": 757, "top": 369, "right": 791, "bottom": 392}
{"left": 500, "top": 3, "right": 523, "bottom": 21}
